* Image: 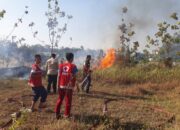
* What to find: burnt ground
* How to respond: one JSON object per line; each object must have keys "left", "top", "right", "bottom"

{"left": 0, "top": 79, "right": 178, "bottom": 130}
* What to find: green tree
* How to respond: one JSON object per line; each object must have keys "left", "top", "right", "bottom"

{"left": 0, "top": 10, "right": 6, "bottom": 20}
{"left": 118, "top": 7, "right": 139, "bottom": 65}
{"left": 146, "top": 12, "right": 180, "bottom": 60}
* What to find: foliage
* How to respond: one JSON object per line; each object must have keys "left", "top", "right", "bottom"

{"left": 117, "top": 7, "right": 139, "bottom": 65}
{"left": 9, "top": 109, "right": 29, "bottom": 130}
{"left": 146, "top": 12, "right": 180, "bottom": 62}
{"left": 0, "top": 9, "right": 6, "bottom": 19}
{"left": 5, "top": 6, "right": 28, "bottom": 43}
{"left": 0, "top": 40, "right": 102, "bottom": 67}
{"left": 45, "top": 0, "right": 72, "bottom": 53}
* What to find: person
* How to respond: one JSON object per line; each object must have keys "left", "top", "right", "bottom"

{"left": 45, "top": 53, "right": 59, "bottom": 94}
{"left": 55, "top": 52, "right": 78, "bottom": 119}
{"left": 28, "top": 54, "right": 47, "bottom": 111}
{"left": 82, "top": 55, "right": 92, "bottom": 93}
{"left": 60, "top": 58, "right": 65, "bottom": 64}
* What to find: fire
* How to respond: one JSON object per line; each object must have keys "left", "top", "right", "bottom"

{"left": 99, "top": 48, "right": 116, "bottom": 69}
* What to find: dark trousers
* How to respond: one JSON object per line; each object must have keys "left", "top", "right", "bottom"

{"left": 55, "top": 88, "right": 73, "bottom": 117}
{"left": 32, "top": 87, "right": 47, "bottom": 102}
{"left": 47, "top": 75, "right": 57, "bottom": 93}
{"left": 82, "top": 74, "right": 91, "bottom": 93}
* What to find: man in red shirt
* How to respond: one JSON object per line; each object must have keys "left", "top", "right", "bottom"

{"left": 28, "top": 54, "right": 47, "bottom": 111}
{"left": 55, "top": 52, "right": 78, "bottom": 119}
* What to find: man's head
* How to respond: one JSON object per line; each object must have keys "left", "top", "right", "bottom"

{"left": 86, "top": 55, "right": 91, "bottom": 61}
{"left": 51, "top": 53, "right": 56, "bottom": 59}
{"left": 35, "top": 54, "right": 41, "bottom": 64}
{"left": 66, "top": 52, "right": 74, "bottom": 63}
{"left": 60, "top": 58, "right": 65, "bottom": 64}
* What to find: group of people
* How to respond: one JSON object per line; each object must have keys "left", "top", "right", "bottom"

{"left": 28, "top": 52, "right": 92, "bottom": 119}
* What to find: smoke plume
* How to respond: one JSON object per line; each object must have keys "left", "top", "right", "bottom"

{"left": 107, "top": 0, "right": 180, "bottom": 51}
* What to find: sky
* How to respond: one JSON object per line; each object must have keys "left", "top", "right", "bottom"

{"left": 0, "top": 0, "right": 180, "bottom": 51}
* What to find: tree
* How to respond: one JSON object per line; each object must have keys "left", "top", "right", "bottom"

{"left": 45, "top": 0, "right": 72, "bottom": 54}
{"left": 146, "top": 12, "right": 180, "bottom": 60}
{"left": 117, "top": 7, "right": 138, "bottom": 65}
{"left": 5, "top": 6, "right": 28, "bottom": 41}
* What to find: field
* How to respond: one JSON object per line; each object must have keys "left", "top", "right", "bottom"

{"left": 0, "top": 64, "right": 180, "bottom": 130}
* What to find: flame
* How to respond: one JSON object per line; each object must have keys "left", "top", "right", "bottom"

{"left": 99, "top": 48, "right": 116, "bottom": 69}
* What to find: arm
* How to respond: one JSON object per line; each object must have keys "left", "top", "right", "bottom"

{"left": 72, "top": 66, "right": 79, "bottom": 92}
{"left": 45, "top": 60, "right": 48, "bottom": 75}
{"left": 57, "top": 64, "right": 62, "bottom": 87}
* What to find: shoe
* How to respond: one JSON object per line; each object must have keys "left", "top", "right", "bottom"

{"left": 63, "top": 115, "right": 71, "bottom": 119}
{"left": 55, "top": 113, "right": 61, "bottom": 120}
{"left": 39, "top": 103, "right": 46, "bottom": 108}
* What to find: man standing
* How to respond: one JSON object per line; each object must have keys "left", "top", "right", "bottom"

{"left": 82, "top": 55, "right": 92, "bottom": 93}
{"left": 46, "top": 53, "right": 59, "bottom": 94}
{"left": 28, "top": 54, "right": 47, "bottom": 111}
{"left": 55, "top": 52, "right": 78, "bottom": 119}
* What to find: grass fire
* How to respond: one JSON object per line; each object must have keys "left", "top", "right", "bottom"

{"left": 99, "top": 48, "right": 116, "bottom": 69}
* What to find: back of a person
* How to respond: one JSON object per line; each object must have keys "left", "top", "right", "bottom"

{"left": 46, "top": 54, "right": 59, "bottom": 94}
{"left": 59, "top": 62, "right": 75, "bottom": 89}
{"left": 55, "top": 52, "right": 78, "bottom": 119}
{"left": 47, "top": 58, "right": 58, "bottom": 75}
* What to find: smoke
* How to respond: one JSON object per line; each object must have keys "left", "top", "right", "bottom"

{"left": 0, "top": 66, "right": 31, "bottom": 79}
{"left": 74, "top": 49, "right": 103, "bottom": 68}
{"left": 112, "top": 0, "right": 180, "bottom": 51}
{"left": 124, "top": 0, "right": 180, "bottom": 29}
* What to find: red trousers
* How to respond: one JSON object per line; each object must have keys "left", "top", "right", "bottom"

{"left": 55, "top": 88, "right": 73, "bottom": 116}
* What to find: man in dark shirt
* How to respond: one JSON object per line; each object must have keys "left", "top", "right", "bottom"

{"left": 82, "top": 55, "right": 92, "bottom": 93}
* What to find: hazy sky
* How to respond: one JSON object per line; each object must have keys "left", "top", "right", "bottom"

{"left": 0, "top": 0, "right": 179, "bottom": 50}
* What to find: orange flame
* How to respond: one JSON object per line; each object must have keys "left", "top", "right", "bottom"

{"left": 99, "top": 48, "right": 116, "bottom": 69}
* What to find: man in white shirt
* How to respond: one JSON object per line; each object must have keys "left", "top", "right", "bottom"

{"left": 45, "top": 53, "right": 59, "bottom": 94}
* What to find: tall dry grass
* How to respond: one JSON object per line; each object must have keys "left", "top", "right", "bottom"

{"left": 93, "top": 63, "right": 180, "bottom": 84}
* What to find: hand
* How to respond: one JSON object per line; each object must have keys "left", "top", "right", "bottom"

{"left": 74, "top": 83, "right": 80, "bottom": 93}
{"left": 89, "top": 70, "right": 93, "bottom": 73}
{"left": 42, "top": 70, "right": 46, "bottom": 77}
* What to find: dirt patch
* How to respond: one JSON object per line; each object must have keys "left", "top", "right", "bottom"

{"left": 0, "top": 80, "right": 176, "bottom": 130}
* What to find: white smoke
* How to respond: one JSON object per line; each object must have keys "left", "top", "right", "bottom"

{"left": 121, "top": 0, "right": 180, "bottom": 51}
{"left": 74, "top": 49, "right": 104, "bottom": 68}
{"left": 101, "top": 0, "right": 180, "bottom": 51}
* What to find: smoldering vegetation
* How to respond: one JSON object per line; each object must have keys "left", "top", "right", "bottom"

{"left": 0, "top": 66, "right": 31, "bottom": 79}
{"left": 0, "top": 40, "right": 103, "bottom": 78}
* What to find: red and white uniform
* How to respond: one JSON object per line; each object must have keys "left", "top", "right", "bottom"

{"left": 28, "top": 63, "right": 43, "bottom": 87}
{"left": 55, "top": 62, "right": 78, "bottom": 117}
{"left": 58, "top": 62, "right": 77, "bottom": 89}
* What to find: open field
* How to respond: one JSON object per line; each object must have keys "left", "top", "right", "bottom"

{"left": 0, "top": 69, "right": 180, "bottom": 130}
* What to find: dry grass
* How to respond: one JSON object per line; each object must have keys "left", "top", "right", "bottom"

{"left": 93, "top": 64, "right": 180, "bottom": 84}
{"left": 0, "top": 77, "right": 179, "bottom": 130}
